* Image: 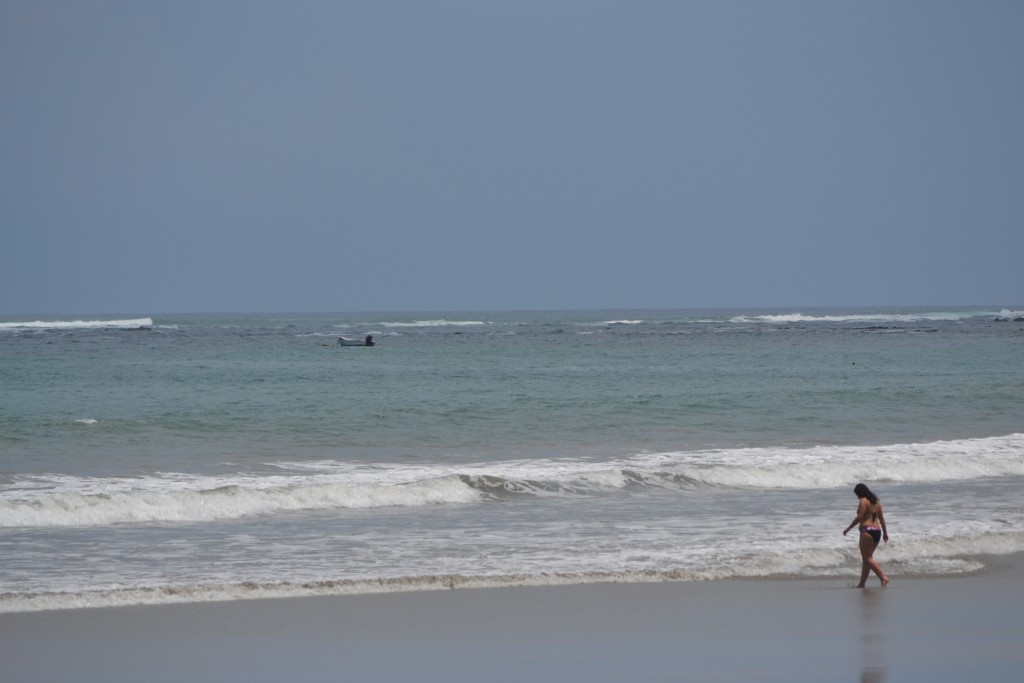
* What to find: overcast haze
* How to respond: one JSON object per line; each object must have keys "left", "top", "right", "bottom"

{"left": 2, "top": 1, "right": 1022, "bottom": 314}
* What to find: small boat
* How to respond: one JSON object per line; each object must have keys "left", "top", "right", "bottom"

{"left": 337, "top": 335, "right": 375, "bottom": 347}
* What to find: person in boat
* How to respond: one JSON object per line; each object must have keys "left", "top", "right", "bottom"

{"left": 843, "top": 483, "right": 890, "bottom": 587}
{"left": 364, "top": 335, "right": 374, "bottom": 346}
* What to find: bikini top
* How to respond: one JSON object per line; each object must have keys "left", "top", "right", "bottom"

{"left": 864, "top": 503, "right": 879, "bottom": 524}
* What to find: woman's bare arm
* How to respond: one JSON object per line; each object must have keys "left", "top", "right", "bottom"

{"left": 843, "top": 498, "right": 869, "bottom": 535}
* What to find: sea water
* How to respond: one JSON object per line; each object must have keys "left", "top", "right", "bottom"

{"left": 1, "top": 308, "right": 1022, "bottom": 611}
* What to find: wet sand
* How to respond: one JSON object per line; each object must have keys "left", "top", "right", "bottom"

{"left": 2, "top": 555, "right": 1022, "bottom": 682}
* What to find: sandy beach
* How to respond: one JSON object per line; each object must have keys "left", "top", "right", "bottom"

{"left": 2, "top": 555, "right": 1022, "bottom": 683}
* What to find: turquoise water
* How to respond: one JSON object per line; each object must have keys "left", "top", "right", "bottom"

{"left": 1, "top": 307, "right": 1023, "bottom": 611}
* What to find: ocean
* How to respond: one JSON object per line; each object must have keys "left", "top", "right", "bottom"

{"left": 1, "top": 307, "right": 1022, "bottom": 612}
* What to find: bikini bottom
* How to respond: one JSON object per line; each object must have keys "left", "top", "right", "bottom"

{"left": 860, "top": 526, "right": 881, "bottom": 544}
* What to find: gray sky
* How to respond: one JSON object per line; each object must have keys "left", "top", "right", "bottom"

{"left": 2, "top": 1, "right": 1022, "bottom": 314}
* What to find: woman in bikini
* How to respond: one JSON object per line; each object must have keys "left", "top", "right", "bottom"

{"left": 843, "top": 483, "right": 890, "bottom": 587}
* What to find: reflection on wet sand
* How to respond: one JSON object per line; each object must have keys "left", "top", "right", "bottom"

{"left": 859, "top": 588, "right": 888, "bottom": 683}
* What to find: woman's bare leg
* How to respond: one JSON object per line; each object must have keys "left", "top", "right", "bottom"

{"left": 858, "top": 533, "right": 889, "bottom": 587}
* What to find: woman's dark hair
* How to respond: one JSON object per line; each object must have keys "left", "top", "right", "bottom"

{"left": 854, "top": 483, "right": 879, "bottom": 505}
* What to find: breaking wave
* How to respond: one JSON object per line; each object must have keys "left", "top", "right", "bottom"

{"left": 378, "top": 320, "right": 488, "bottom": 328}
{"left": 728, "top": 311, "right": 1006, "bottom": 324}
{"left": 0, "top": 476, "right": 480, "bottom": 528}
{"left": 0, "top": 318, "right": 153, "bottom": 331}
{"left": 2, "top": 434, "right": 1021, "bottom": 529}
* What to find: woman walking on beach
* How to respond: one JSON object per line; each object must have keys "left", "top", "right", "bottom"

{"left": 843, "top": 483, "right": 890, "bottom": 587}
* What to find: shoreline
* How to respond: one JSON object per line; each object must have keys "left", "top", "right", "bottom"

{"left": 2, "top": 554, "right": 1021, "bottom": 682}
{"left": 0, "top": 553, "right": 1006, "bottom": 615}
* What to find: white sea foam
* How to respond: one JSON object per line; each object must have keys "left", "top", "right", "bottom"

{"left": 378, "top": 319, "right": 488, "bottom": 327}
{"left": 629, "top": 434, "right": 1024, "bottom": 490}
{"left": 3, "top": 435, "right": 1020, "bottom": 529}
{"left": 0, "top": 475, "right": 480, "bottom": 528}
{"left": 2, "top": 528, "right": 1020, "bottom": 614}
{"left": 0, "top": 572, "right": 696, "bottom": 613}
{"left": 728, "top": 311, "right": 993, "bottom": 324}
{"left": 0, "top": 318, "right": 153, "bottom": 331}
